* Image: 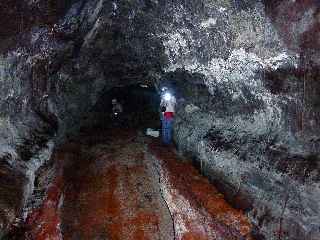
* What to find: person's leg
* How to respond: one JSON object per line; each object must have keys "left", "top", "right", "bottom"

{"left": 163, "top": 118, "right": 171, "bottom": 144}
{"left": 162, "top": 118, "right": 172, "bottom": 145}
{"left": 162, "top": 118, "right": 167, "bottom": 144}
{"left": 167, "top": 118, "right": 173, "bottom": 144}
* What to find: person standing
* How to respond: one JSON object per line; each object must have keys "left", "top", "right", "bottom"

{"left": 112, "top": 98, "right": 123, "bottom": 115}
{"left": 160, "top": 88, "right": 176, "bottom": 145}
{"left": 111, "top": 98, "right": 123, "bottom": 126}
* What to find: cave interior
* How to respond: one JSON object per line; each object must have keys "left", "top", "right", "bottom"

{"left": 0, "top": 0, "right": 320, "bottom": 240}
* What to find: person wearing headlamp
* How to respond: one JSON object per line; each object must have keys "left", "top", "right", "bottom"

{"left": 160, "top": 87, "right": 176, "bottom": 145}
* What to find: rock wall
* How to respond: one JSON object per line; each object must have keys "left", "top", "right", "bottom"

{"left": 0, "top": 0, "right": 160, "bottom": 236}
{"left": 0, "top": 0, "right": 174, "bottom": 236}
{"left": 162, "top": 1, "right": 320, "bottom": 239}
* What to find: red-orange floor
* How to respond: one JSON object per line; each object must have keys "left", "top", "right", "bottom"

{"left": 24, "top": 130, "right": 252, "bottom": 240}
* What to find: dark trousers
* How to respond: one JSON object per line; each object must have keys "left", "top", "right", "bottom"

{"left": 162, "top": 117, "right": 173, "bottom": 144}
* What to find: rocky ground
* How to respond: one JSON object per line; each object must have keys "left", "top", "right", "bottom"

{"left": 8, "top": 129, "right": 252, "bottom": 240}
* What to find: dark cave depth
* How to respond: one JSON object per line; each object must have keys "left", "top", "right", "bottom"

{"left": 80, "top": 84, "right": 161, "bottom": 131}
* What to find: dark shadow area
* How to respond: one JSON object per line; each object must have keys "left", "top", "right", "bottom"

{"left": 0, "top": 0, "right": 76, "bottom": 53}
{"left": 80, "top": 84, "right": 161, "bottom": 132}
{"left": 263, "top": 66, "right": 320, "bottom": 138}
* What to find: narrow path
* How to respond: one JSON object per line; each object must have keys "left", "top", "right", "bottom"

{"left": 24, "top": 129, "right": 252, "bottom": 240}
{"left": 61, "top": 130, "right": 174, "bottom": 239}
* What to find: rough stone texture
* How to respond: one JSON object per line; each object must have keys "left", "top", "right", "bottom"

{"left": 0, "top": 0, "right": 319, "bottom": 239}
{"left": 0, "top": 0, "right": 165, "bottom": 236}
{"left": 164, "top": 1, "right": 320, "bottom": 240}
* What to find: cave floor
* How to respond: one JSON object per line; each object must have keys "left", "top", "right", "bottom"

{"left": 24, "top": 129, "right": 253, "bottom": 240}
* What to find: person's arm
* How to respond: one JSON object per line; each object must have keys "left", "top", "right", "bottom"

{"left": 117, "top": 104, "right": 123, "bottom": 113}
{"left": 160, "top": 99, "right": 166, "bottom": 113}
{"left": 160, "top": 98, "right": 165, "bottom": 107}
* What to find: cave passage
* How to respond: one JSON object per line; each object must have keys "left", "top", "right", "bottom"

{"left": 20, "top": 128, "right": 253, "bottom": 240}
{"left": 81, "top": 84, "right": 161, "bottom": 131}
{"left": 1, "top": 0, "right": 320, "bottom": 239}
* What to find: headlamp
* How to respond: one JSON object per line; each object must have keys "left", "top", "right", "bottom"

{"left": 161, "top": 87, "right": 168, "bottom": 92}
{"left": 163, "top": 92, "right": 172, "bottom": 101}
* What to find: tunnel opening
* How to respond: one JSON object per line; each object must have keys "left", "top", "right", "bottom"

{"left": 80, "top": 84, "right": 161, "bottom": 133}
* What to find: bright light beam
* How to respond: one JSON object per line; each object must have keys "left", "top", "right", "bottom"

{"left": 164, "top": 92, "right": 172, "bottom": 101}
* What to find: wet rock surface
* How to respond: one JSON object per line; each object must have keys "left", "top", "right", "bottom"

{"left": 60, "top": 130, "right": 174, "bottom": 240}
{"left": 149, "top": 140, "right": 252, "bottom": 239}
{"left": 11, "top": 129, "right": 252, "bottom": 239}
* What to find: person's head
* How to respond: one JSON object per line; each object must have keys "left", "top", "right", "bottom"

{"left": 112, "top": 99, "right": 117, "bottom": 105}
{"left": 161, "top": 87, "right": 168, "bottom": 93}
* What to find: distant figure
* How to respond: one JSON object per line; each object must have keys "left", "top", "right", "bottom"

{"left": 160, "top": 87, "right": 176, "bottom": 145}
{"left": 111, "top": 99, "right": 124, "bottom": 127}
{"left": 112, "top": 98, "right": 123, "bottom": 115}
